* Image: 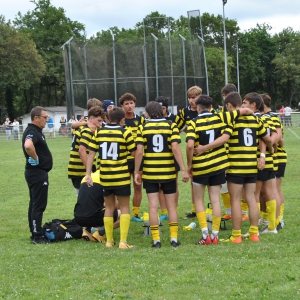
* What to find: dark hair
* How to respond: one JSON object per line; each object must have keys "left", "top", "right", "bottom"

{"left": 30, "top": 106, "right": 46, "bottom": 121}
{"left": 87, "top": 98, "right": 103, "bottom": 110}
{"left": 88, "top": 106, "right": 105, "bottom": 118}
{"left": 155, "top": 96, "right": 169, "bottom": 107}
{"left": 109, "top": 107, "right": 125, "bottom": 123}
{"left": 224, "top": 92, "right": 242, "bottom": 108}
{"left": 195, "top": 94, "right": 213, "bottom": 110}
{"left": 119, "top": 93, "right": 136, "bottom": 106}
{"left": 145, "top": 101, "right": 163, "bottom": 118}
{"left": 244, "top": 92, "right": 263, "bottom": 109}
{"left": 221, "top": 83, "right": 237, "bottom": 96}
{"left": 261, "top": 93, "right": 271, "bottom": 108}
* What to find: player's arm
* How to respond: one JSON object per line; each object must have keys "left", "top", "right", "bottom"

{"left": 193, "top": 133, "right": 230, "bottom": 156}
{"left": 71, "top": 121, "right": 86, "bottom": 129}
{"left": 186, "top": 139, "right": 194, "bottom": 178}
{"left": 238, "top": 108, "right": 254, "bottom": 116}
{"left": 261, "top": 134, "right": 273, "bottom": 154}
{"left": 24, "top": 139, "right": 38, "bottom": 160}
{"left": 78, "top": 145, "right": 88, "bottom": 168}
{"left": 85, "top": 150, "right": 96, "bottom": 186}
{"left": 172, "top": 142, "right": 189, "bottom": 182}
{"left": 258, "top": 139, "right": 266, "bottom": 171}
{"left": 134, "top": 144, "right": 143, "bottom": 185}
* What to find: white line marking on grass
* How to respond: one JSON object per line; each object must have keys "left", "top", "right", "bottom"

{"left": 288, "top": 128, "right": 300, "bottom": 139}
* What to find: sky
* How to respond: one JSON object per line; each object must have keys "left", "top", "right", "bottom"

{"left": 2, "top": 0, "right": 300, "bottom": 38}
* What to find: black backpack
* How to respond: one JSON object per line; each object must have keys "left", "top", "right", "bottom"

{"left": 43, "top": 219, "right": 83, "bottom": 242}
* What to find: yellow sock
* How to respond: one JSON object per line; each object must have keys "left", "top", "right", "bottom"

{"left": 192, "top": 204, "right": 196, "bottom": 213}
{"left": 276, "top": 216, "right": 281, "bottom": 227}
{"left": 104, "top": 217, "right": 114, "bottom": 242}
{"left": 120, "top": 214, "right": 130, "bottom": 242}
{"left": 241, "top": 199, "right": 248, "bottom": 215}
{"left": 280, "top": 203, "right": 285, "bottom": 218}
{"left": 249, "top": 225, "right": 258, "bottom": 236}
{"left": 221, "top": 192, "right": 231, "bottom": 209}
{"left": 169, "top": 222, "right": 178, "bottom": 239}
{"left": 266, "top": 200, "right": 276, "bottom": 230}
{"left": 196, "top": 211, "right": 207, "bottom": 229}
{"left": 261, "top": 211, "right": 268, "bottom": 220}
{"left": 150, "top": 225, "right": 160, "bottom": 241}
{"left": 212, "top": 215, "right": 221, "bottom": 232}
{"left": 132, "top": 206, "right": 140, "bottom": 216}
{"left": 161, "top": 208, "right": 168, "bottom": 215}
{"left": 257, "top": 202, "right": 261, "bottom": 212}
{"left": 232, "top": 229, "right": 241, "bottom": 239}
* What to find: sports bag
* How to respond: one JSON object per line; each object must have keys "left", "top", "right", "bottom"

{"left": 43, "top": 219, "right": 83, "bottom": 242}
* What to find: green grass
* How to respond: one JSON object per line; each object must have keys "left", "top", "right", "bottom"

{"left": 1, "top": 129, "right": 300, "bottom": 299}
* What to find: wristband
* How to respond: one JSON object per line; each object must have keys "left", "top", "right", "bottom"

{"left": 260, "top": 153, "right": 265, "bottom": 158}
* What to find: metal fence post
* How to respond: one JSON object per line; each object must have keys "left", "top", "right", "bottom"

{"left": 110, "top": 31, "right": 117, "bottom": 105}
{"left": 83, "top": 43, "right": 89, "bottom": 101}
{"left": 151, "top": 33, "right": 159, "bottom": 98}
{"left": 197, "top": 35, "right": 209, "bottom": 96}
{"left": 179, "top": 34, "right": 188, "bottom": 106}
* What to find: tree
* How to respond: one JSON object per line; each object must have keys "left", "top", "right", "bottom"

{"left": 238, "top": 24, "right": 278, "bottom": 98}
{"left": 273, "top": 28, "right": 300, "bottom": 107}
{"left": 0, "top": 16, "right": 45, "bottom": 118}
{"left": 13, "top": 0, "right": 85, "bottom": 109}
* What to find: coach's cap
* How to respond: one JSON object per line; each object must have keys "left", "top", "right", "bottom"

{"left": 103, "top": 100, "right": 115, "bottom": 112}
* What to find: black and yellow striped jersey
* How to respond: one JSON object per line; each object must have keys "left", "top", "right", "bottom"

{"left": 227, "top": 115, "right": 267, "bottom": 175}
{"left": 186, "top": 111, "right": 233, "bottom": 176}
{"left": 68, "top": 125, "right": 96, "bottom": 178}
{"left": 269, "top": 111, "right": 285, "bottom": 169}
{"left": 176, "top": 106, "right": 198, "bottom": 131}
{"left": 258, "top": 113, "right": 276, "bottom": 171}
{"left": 88, "top": 124, "right": 136, "bottom": 187}
{"left": 136, "top": 118, "right": 181, "bottom": 182}
{"left": 123, "top": 114, "right": 144, "bottom": 160}
{"left": 165, "top": 112, "right": 179, "bottom": 123}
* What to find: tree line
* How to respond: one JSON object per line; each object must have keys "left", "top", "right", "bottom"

{"left": 1, "top": 0, "right": 300, "bottom": 121}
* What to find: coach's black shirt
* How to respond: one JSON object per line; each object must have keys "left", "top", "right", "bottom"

{"left": 22, "top": 123, "right": 53, "bottom": 172}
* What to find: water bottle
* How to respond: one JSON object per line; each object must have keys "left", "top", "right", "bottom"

{"left": 183, "top": 222, "right": 197, "bottom": 230}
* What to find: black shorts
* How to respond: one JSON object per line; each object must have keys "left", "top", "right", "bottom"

{"left": 128, "top": 158, "right": 143, "bottom": 174}
{"left": 276, "top": 164, "right": 286, "bottom": 178}
{"left": 226, "top": 173, "right": 257, "bottom": 184}
{"left": 71, "top": 177, "right": 84, "bottom": 189}
{"left": 257, "top": 170, "right": 275, "bottom": 182}
{"left": 143, "top": 179, "right": 176, "bottom": 194}
{"left": 75, "top": 209, "right": 118, "bottom": 227}
{"left": 103, "top": 184, "right": 131, "bottom": 197}
{"left": 193, "top": 172, "right": 226, "bottom": 186}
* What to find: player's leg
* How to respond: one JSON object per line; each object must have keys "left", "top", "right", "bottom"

{"left": 244, "top": 180, "right": 260, "bottom": 241}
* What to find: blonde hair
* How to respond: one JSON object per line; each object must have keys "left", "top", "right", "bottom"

{"left": 187, "top": 86, "right": 202, "bottom": 97}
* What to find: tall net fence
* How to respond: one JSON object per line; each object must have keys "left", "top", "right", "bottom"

{"left": 62, "top": 12, "right": 208, "bottom": 118}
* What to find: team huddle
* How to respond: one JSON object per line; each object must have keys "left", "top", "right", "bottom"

{"left": 23, "top": 85, "right": 286, "bottom": 247}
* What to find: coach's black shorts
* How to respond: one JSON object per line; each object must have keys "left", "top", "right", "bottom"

{"left": 276, "top": 164, "right": 286, "bottom": 178}
{"left": 226, "top": 173, "right": 257, "bottom": 184}
{"left": 193, "top": 171, "right": 226, "bottom": 186}
{"left": 75, "top": 209, "right": 118, "bottom": 227}
{"left": 143, "top": 179, "right": 176, "bottom": 194}
{"left": 103, "top": 184, "right": 131, "bottom": 197}
{"left": 257, "top": 170, "right": 275, "bottom": 182}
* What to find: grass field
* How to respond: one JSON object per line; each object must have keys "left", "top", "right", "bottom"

{"left": 0, "top": 128, "right": 300, "bottom": 299}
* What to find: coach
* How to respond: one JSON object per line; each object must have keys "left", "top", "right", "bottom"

{"left": 22, "top": 106, "right": 53, "bottom": 244}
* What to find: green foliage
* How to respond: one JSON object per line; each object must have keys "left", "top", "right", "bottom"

{"left": 272, "top": 28, "right": 300, "bottom": 107}
{"left": 12, "top": 0, "right": 85, "bottom": 108}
